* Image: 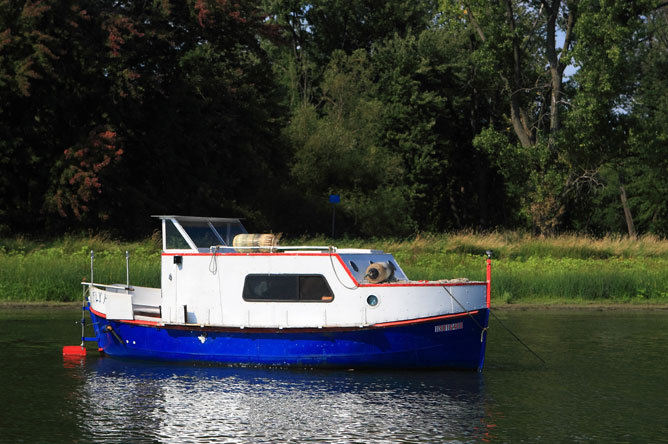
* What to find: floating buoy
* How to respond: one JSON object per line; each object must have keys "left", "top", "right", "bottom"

{"left": 62, "top": 345, "right": 87, "bottom": 357}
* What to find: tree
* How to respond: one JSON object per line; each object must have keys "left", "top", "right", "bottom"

{"left": 447, "top": 0, "right": 656, "bottom": 235}
{"left": 441, "top": 0, "right": 577, "bottom": 233}
{"left": 550, "top": 0, "right": 655, "bottom": 237}
{"left": 1, "top": 0, "right": 286, "bottom": 236}
{"left": 624, "top": 3, "right": 668, "bottom": 235}
{"left": 285, "top": 50, "right": 415, "bottom": 236}
{"left": 0, "top": 0, "right": 112, "bottom": 233}
{"left": 263, "top": 0, "right": 436, "bottom": 104}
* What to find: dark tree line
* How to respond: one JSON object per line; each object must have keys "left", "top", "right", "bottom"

{"left": 1, "top": 0, "right": 667, "bottom": 238}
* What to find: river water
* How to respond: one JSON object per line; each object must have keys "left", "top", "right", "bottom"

{"left": 0, "top": 308, "right": 666, "bottom": 443}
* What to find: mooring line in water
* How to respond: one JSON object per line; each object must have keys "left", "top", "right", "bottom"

{"left": 490, "top": 309, "right": 546, "bottom": 365}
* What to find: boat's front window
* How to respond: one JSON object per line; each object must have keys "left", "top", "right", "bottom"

{"left": 180, "top": 221, "right": 223, "bottom": 249}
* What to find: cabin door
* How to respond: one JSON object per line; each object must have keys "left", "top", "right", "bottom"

{"left": 163, "top": 256, "right": 181, "bottom": 323}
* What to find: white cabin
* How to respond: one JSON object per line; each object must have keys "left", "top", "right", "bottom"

{"left": 89, "top": 215, "right": 487, "bottom": 330}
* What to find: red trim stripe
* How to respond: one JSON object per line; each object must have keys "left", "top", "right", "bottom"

{"left": 89, "top": 306, "right": 162, "bottom": 326}
{"left": 373, "top": 310, "right": 479, "bottom": 328}
{"left": 359, "top": 282, "right": 486, "bottom": 288}
{"left": 89, "top": 305, "right": 482, "bottom": 332}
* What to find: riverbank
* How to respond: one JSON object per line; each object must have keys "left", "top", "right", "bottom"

{"left": 2, "top": 232, "right": 668, "bottom": 304}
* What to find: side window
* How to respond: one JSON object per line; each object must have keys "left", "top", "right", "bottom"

{"left": 299, "top": 276, "right": 333, "bottom": 301}
{"left": 243, "top": 275, "right": 334, "bottom": 302}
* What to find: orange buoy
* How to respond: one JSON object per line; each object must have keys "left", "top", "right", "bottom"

{"left": 62, "top": 345, "right": 87, "bottom": 357}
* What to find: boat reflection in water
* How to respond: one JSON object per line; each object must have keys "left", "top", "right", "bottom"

{"left": 71, "top": 357, "right": 495, "bottom": 443}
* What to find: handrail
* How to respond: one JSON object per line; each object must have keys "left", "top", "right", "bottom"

{"left": 81, "top": 282, "right": 133, "bottom": 291}
{"left": 211, "top": 245, "right": 334, "bottom": 252}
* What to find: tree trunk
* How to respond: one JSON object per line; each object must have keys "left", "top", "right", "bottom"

{"left": 619, "top": 183, "right": 637, "bottom": 239}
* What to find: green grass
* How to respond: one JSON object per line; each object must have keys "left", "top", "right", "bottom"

{"left": 2, "top": 231, "right": 668, "bottom": 304}
{"left": 0, "top": 234, "right": 161, "bottom": 302}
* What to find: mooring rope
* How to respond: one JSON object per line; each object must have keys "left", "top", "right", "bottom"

{"left": 328, "top": 246, "right": 359, "bottom": 290}
{"left": 489, "top": 308, "right": 546, "bottom": 364}
{"left": 442, "top": 284, "right": 545, "bottom": 363}
{"left": 208, "top": 245, "right": 225, "bottom": 322}
{"left": 441, "top": 285, "right": 489, "bottom": 342}
{"left": 209, "top": 245, "right": 218, "bottom": 274}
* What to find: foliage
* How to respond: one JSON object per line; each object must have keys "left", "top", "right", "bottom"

{"left": 1, "top": 0, "right": 667, "bottom": 239}
{"left": 285, "top": 50, "right": 415, "bottom": 236}
{"left": 1, "top": 0, "right": 285, "bottom": 236}
{"left": 624, "top": 5, "right": 668, "bottom": 236}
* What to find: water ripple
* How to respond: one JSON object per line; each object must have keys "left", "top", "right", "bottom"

{"left": 75, "top": 360, "right": 489, "bottom": 443}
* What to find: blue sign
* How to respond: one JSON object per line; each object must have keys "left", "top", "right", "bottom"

{"left": 329, "top": 194, "right": 341, "bottom": 204}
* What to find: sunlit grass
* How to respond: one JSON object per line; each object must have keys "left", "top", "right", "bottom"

{"left": 2, "top": 231, "right": 668, "bottom": 304}
{"left": 0, "top": 234, "right": 161, "bottom": 302}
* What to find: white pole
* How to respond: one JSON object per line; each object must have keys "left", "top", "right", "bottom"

{"left": 126, "top": 250, "right": 130, "bottom": 291}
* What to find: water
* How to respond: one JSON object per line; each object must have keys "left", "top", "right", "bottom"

{"left": 1, "top": 308, "right": 667, "bottom": 443}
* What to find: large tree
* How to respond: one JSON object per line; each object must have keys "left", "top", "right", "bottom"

{"left": 0, "top": 0, "right": 285, "bottom": 236}
{"left": 624, "top": 3, "right": 668, "bottom": 235}
{"left": 447, "top": 0, "right": 656, "bottom": 234}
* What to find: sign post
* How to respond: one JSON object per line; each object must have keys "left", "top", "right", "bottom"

{"left": 329, "top": 194, "right": 340, "bottom": 238}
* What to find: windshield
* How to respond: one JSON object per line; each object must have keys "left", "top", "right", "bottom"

{"left": 161, "top": 217, "right": 248, "bottom": 250}
{"left": 211, "top": 221, "right": 247, "bottom": 245}
{"left": 180, "top": 221, "right": 223, "bottom": 248}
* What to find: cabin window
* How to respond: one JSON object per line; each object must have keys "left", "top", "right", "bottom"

{"left": 242, "top": 275, "right": 334, "bottom": 302}
{"left": 165, "top": 220, "right": 191, "bottom": 250}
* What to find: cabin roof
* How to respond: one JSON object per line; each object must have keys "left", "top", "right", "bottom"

{"left": 151, "top": 215, "right": 243, "bottom": 223}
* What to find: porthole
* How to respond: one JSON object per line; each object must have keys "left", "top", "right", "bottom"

{"left": 367, "top": 295, "right": 379, "bottom": 307}
{"left": 349, "top": 261, "right": 359, "bottom": 272}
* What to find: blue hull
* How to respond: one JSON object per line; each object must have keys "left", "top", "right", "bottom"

{"left": 89, "top": 309, "right": 489, "bottom": 370}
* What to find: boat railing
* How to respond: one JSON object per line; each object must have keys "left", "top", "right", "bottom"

{"left": 81, "top": 282, "right": 133, "bottom": 291}
{"left": 234, "top": 245, "right": 332, "bottom": 251}
{"left": 210, "top": 245, "right": 335, "bottom": 253}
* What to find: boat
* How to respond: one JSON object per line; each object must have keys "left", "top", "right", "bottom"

{"left": 66, "top": 215, "right": 491, "bottom": 370}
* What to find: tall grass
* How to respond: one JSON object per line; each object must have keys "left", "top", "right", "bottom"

{"left": 0, "top": 234, "right": 161, "bottom": 302}
{"left": 2, "top": 231, "right": 668, "bottom": 304}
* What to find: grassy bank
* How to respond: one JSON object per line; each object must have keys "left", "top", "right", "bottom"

{"left": 1, "top": 232, "right": 668, "bottom": 304}
{"left": 0, "top": 234, "right": 161, "bottom": 302}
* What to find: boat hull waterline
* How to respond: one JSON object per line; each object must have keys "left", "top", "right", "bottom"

{"left": 90, "top": 308, "right": 489, "bottom": 370}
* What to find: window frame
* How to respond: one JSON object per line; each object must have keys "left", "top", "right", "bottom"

{"left": 242, "top": 274, "right": 335, "bottom": 303}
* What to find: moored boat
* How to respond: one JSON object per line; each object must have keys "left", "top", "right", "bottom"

{"left": 72, "top": 215, "right": 491, "bottom": 370}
